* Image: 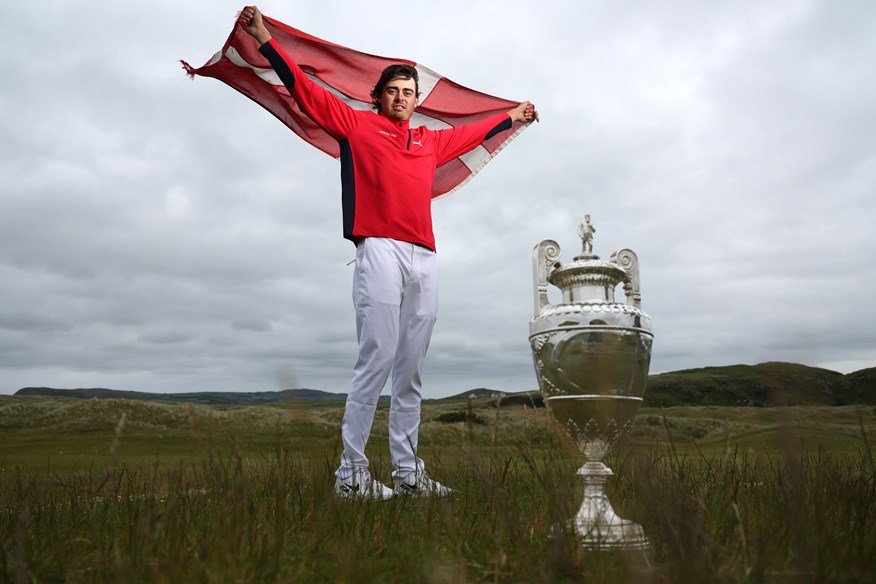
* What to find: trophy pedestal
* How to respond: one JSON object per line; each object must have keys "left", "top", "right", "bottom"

{"left": 573, "top": 462, "right": 648, "bottom": 550}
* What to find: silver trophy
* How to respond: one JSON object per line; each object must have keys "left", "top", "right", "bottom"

{"left": 529, "top": 215, "right": 653, "bottom": 549}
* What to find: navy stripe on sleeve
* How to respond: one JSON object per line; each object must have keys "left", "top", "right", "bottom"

{"left": 484, "top": 117, "right": 513, "bottom": 141}
{"left": 258, "top": 42, "right": 296, "bottom": 93}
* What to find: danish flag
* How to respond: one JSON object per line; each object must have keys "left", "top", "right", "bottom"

{"left": 182, "top": 13, "right": 530, "bottom": 197}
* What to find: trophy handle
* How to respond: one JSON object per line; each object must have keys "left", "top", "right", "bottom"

{"left": 533, "top": 240, "right": 561, "bottom": 317}
{"left": 609, "top": 248, "right": 641, "bottom": 309}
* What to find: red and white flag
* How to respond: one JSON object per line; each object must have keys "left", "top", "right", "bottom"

{"left": 182, "top": 14, "right": 530, "bottom": 198}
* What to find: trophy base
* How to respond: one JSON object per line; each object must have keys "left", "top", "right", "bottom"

{"left": 573, "top": 516, "right": 649, "bottom": 550}
{"left": 573, "top": 461, "right": 649, "bottom": 550}
{"left": 550, "top": 514, "right": 649, "bottom": 551}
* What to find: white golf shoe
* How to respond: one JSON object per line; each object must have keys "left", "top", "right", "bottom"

{"left": 334, "top": 469, "right": 395, "bottom": 501}
{"left": 393, "top": 472, "right": 453, "bottom": 497}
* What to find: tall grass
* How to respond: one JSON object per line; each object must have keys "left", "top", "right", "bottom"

{"left": 1, "top": 399, "right": 874, "bottom": 581}
{"left": 2, "top": 434, "right": 874, "bottom": 582}
{"left": 624, "top": 444, "right": 875, "bottom": 582}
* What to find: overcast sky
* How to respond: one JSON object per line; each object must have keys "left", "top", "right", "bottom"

{"left": 2, "top": 0, "right": 874, "bottom": 398}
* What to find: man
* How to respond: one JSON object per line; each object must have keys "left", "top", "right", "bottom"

{"left": 239, "top": 6, "right": 537, "bottom": 500}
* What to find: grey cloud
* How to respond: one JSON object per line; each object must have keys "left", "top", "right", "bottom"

{"left": 1, "top": 0, "right": 874, "bottom": 396}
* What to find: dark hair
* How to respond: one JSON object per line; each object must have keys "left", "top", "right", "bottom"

{"left": 371, "top": 64, "right": 420, "bottom": 113}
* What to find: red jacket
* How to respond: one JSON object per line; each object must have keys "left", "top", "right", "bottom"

{"left": 260, "top": 39, "right": 513, "bottom": 251}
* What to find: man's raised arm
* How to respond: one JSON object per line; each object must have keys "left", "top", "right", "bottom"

{"left": 237, "top": 5, "right": 357, "bottom": 140}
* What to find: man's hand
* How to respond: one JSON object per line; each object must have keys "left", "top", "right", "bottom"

{"left": 238, "top": 5, "right": 272, "bottom": 44}
{"left": 508, "top": 101, "right": 539, "bottom": 124}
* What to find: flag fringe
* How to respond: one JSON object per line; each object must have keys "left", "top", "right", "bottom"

{"left": 180, "top": 60, "right": 197, "bottom": 80}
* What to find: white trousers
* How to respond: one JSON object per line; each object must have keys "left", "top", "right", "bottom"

{"left": 336, "top": 237, "right": 439, "bottom": 479}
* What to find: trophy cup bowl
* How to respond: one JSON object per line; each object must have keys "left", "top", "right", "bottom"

{"left": 530, "top": 227, "right": 652, "bottom": 549}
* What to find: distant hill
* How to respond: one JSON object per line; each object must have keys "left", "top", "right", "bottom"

{"left": 13, "top": 387, "right": 352, "bottom": 405}
{"left": 13, "top": 362, "right": 876, "bottom": 407}
{"left": 644, "top": 362, "right": 876, "bottom": 407}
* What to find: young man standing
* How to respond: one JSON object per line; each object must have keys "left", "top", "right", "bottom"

{"left": 239, "top": 6, "right": 537, "bottom": 499}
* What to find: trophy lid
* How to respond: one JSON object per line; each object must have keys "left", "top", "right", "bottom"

{"left": 547, "top": 255, "right": 629, "bottom": 294}
{"left": 532, "top": 215, "right": 644, "bottom": 314}
{"left": 547, "top": 214, "right": 628, "bottom": 299}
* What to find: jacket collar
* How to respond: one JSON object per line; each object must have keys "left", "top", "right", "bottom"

{"left": 380, "top": 112, "right": 411, "bottom": 131}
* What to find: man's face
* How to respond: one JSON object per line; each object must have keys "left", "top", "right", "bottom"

{"left": 380, "top": 76, "right": 418, "bottom": 121}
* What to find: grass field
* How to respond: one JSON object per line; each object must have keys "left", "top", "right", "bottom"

{"left": 1, "top": 395, "right": 874, "bottom": 582}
